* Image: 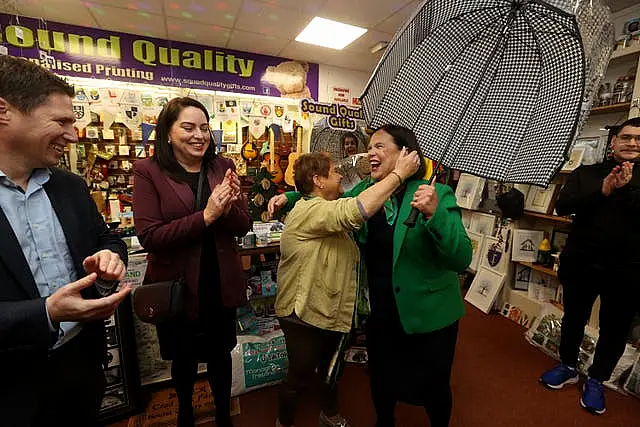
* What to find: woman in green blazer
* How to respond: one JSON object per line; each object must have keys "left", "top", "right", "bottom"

{"left": 270, "top": 124, "right": 472, "bottom": 427}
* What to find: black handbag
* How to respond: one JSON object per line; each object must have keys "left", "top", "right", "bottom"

{"left": 132, "top": 165, "right": 206, "bottom": 324}
{"left": 132, "top": 278, "right": 186, "bottom": 324}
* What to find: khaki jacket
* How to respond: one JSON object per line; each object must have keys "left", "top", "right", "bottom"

{"left": 276, "top": 197, "right": 364, "bottom": 333}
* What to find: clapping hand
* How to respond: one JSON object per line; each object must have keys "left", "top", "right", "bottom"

{"left": 602, "top": 161, "right": 633, "bottom": 196}
{"left": 223, "top": 169, "right": 241, "bottom": 215}
{"left": 203, "top": 169, "right": 242, "bottom": 225}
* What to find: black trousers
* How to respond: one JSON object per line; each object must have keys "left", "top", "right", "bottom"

{"left": 559, "top": 257, "right": 640, "bottom": 382}
{"left": 367, "top": 318, "right": 459, "bottom": 427}
{"left": 277, "top": 317, "right": 344, "bottom": 427}
{"left": 33, "top": 328, "right": 106, "bottom": 427}
{"left": 170, "top": 305, "right": 237, "bottom": 427}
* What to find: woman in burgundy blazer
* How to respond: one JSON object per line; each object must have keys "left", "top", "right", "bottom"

{"left": 133, "top": 97, "right": 252, "bottom": 427}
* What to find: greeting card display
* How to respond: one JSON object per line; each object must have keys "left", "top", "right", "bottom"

{"left": 465, "top": 267, "right": 506, "bottom": 314}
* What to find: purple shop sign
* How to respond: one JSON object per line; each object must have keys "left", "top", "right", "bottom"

{"left": 0, "top": 14, "right": 319, "bottom": 100}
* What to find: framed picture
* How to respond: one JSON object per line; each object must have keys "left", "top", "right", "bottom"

{"left": 525, "top": 184, "right": 558, "bottom": 214}
{"left": 106, "top": 348, "right": 121, "bottom": 368}
{"left": 222, "top": 120, "right": 237, "bottom": 143}
{"left": 465, "top": 267, "right": 506, "bottom": 314}
{"left": 574, "top": 136, "right": 607, "bottom": 165}
{"left": 467, "top": 230, "right": 484, "bottom": 272}
{"left": 86, "top": 126, "right": 99, "bottom": 139}
{"left": 104, "top": 366, "right": 123, "bottom": 387}
{"left": 511, "top": 229, "right": 544, "bottom": 262}
{"left": 344, "top": 346, "right": 368, "bottom": 364}
{"left": 561, "top": 146, "right": 585, "bottom": 172}
{"left": 513, "top": 183, "right": 530, "bottom": 200}
{"left": 100, "top": 386, "right": 127, "bottom": 411}
{"left": 105, "top": 326, "right": 119, "bottom": 348}
{"left": 527, "top": 271, "right": 560, "bottom": 303}
{"left": 469, "top": 212, "right": 496, "bottom": 236}
{"left": 514, "top": 264, "right": 532, "bottom": 290}
{"left": 479, "top": 235, "right": 510, "bottom": 274}
{"left": 461, "top": 209, "right": 472, "bottom": 229}
{"left": 551, "top": 230, "right": 569, "bottom": 252}
{"left": 455, "top": 174, "right": 485, "bottom": 210}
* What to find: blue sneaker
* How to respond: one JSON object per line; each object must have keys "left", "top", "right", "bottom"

{"left": 539, "top": 364, "right": 579, "bottom": 389}
{"left": 580, "top": 377, "right": 606, "bottom": 415}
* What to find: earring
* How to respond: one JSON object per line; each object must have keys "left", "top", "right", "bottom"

{"left": 168, "top": 139, "right": 171, "bottom": 145}
{"left": 320, "top": 185, "right": 325, "bottom": 189}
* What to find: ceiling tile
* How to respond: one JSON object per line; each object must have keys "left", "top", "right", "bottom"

{"left": 91, "top": 5, "right": 167, "bottom": 39}
{"left": 374, "top": 0, "right": 420, "bottom": 34}
{"left": 164, "top": 0, "right": 243, "bottom": 26}
{"left": 2, "top": 0, "right": 98, "bottom": 28}
{"left": 317, "top": 0, "right": 414, "bottom": 28}
{"left": 279, "top": 40, "right": 338, "bottom": 62}
{"left": 0, "top": 0, "right": 409, "bottom": 73}
{"left": 166, "top": 17, "right": 231, "bottom": 47}
{"left": 257, "top": 0, "right": 326, "bottom": 14}
{"left": 328, "top": 51, "right": 380, "bottom": 73}
{"left": 344, "top": 29, "right": 394, "bottom": 54}
{"left": 91, "top": 0, "right": 164, "bottom": 14}
{"left": 235, "top": 0, "right": 312, "bottom": 40}
{"left": 279, "top": 38, "right": 380, "bottom": 72}
{"left": 226, "top": 29, "right": 289, "bottom": 57}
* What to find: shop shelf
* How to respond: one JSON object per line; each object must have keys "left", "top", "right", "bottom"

{"left": 237, "top": 242, "right": 280, "bottom": 256}
{"left": 590, "top": 102, "right": 632, "bottom": 115}
{"left": 610, "top": 43, "right": 640, "bottom": 61}
{"left": 515, "top": 261, "right": 558, "bottom": 278}
{"left": 523, "top": 211, "right": 572, "bottom": 223}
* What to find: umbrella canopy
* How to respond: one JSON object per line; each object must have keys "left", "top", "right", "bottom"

{"left": 361, "top": 0, "right": 610, "bottom": 186}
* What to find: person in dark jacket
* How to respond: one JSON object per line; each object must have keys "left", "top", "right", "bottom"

{"left": 133, "top": 97, "right": 252, "bottom": 427}
{"left": 0, "top": 55, "right": 130, "bottom": 426}
{"left": 540, "top": 117, "right": 640, "bottom": 415}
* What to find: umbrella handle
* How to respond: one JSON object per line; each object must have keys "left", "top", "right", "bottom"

{"left": 403, "top": 166, "right": 439, "bottom": 228}
{"left": 403, "top": 207, "right": 420, "bottom": 228}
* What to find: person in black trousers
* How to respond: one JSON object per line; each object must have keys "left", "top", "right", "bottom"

{"left": 0, "top": 55, "right": 131, "bottom": 427}
{"left": 134, "top": 97, "right": 252, "bottom": 427}
{"left": 540, "top": 117, "right": 640, "bottom": 415}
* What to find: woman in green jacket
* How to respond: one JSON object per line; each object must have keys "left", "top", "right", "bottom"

{"left": 269, "top": 124, "right": 472, "bottom": 427}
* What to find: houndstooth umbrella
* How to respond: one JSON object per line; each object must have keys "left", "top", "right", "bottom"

{"left": 361, "top": 0, "right": 612, "bottom": 190}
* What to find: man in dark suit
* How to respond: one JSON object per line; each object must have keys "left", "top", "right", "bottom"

{"left": 0, "top": 56, "right": 131, "bottom": 426}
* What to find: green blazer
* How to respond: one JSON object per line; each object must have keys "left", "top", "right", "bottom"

{"left": 285, "top": 178, "right": 472, "bottom": 334}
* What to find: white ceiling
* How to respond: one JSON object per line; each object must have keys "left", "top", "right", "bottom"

{"left": 0, "top": 0, "right": 423, "bottom": 72}
{"left": 0, "top": 0, "right": 636, "bottom": 73}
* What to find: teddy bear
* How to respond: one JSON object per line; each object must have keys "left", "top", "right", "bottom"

{"left": 262, "top": 60, "right": 312, "bottom": 99}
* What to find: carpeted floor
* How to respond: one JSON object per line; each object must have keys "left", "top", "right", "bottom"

{"left": 110, "top": 303, "right": 640, "bottom": 427}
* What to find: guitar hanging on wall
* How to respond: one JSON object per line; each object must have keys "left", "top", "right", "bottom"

{"left": 241, "top": 132, "right": 259, "bottom": 161}
{"left": 284, "top": 125, "right": 303, "bottom": 187}
{"left": 263, "top": 126, "right": 283, "bottom": 184}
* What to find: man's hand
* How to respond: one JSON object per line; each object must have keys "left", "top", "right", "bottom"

{"left": 46, "top": 273, "right": 133, "bottom": 323}
{"left": 410, "top": 183, "right": 439, "bottom": 217}
{"left": 83, "top": 250, "right": 126, "bottom": 281}
{"left": 268, "top": 194, "right": 288, "bottom": 219}
{"left": 602, "top": 161, "right": 633, "bottom": 196}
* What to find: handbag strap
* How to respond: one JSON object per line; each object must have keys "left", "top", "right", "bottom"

{"left": 195, "top": 163, "right": 206, "bottom": 210}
